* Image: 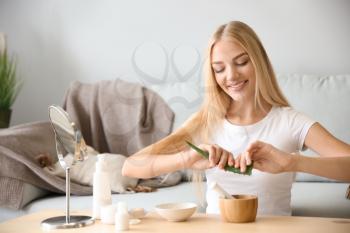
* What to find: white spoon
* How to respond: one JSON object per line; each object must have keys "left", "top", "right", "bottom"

{"left": 209, "top": 181, "right": 234, "bottom": 199}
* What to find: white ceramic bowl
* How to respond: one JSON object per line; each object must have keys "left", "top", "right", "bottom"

{"left": 155, "top": 202, "right": 197, "bottom": 222}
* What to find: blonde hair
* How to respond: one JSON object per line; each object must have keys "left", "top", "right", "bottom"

{"left": 135, "top": 21, "right": 290, "bottom": 205}
{"left": 137, "top": 21, "right": 289, "bottom": 156}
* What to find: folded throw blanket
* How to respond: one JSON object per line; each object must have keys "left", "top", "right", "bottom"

{"left": 0, "top": 122, "right": 82, "bottom": 210}
{"left": 0, "top": 79, "right": 180, "bottom": 210}
{"left": 63, "top": 79, "right": 174, "bottom": 155}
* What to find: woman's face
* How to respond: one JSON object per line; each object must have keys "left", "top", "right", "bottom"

{"left": 211, "top": 39, "right": 256, "bottom": 102}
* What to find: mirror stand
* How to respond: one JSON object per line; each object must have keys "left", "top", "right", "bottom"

{"left": 40, "top": 133, "right": 94, "bottom": 230}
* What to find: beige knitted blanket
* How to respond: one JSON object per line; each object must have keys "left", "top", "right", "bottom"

{"left": 0, "top": 79, "right": 177, "bottom": 209}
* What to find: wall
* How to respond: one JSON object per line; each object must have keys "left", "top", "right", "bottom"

{"left": 0, "top": 0, "right": 349, "bottom": 125}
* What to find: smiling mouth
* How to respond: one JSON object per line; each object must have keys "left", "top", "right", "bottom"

{"left": 227, "top": 80, "right": 248, "bottom": 91}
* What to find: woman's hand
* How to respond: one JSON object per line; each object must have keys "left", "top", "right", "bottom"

{"left": 184, "top": 144, "right": 235, "bottom": 170}
{"left": 237, "top": 141, "right": 295, "bottom": 173}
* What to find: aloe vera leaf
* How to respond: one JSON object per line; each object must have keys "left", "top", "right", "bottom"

{"left": 186, "top": 141, "right": 209, "bottom": 159}
{"left": 185, "top": 141, "right": 253, "bottom": 175}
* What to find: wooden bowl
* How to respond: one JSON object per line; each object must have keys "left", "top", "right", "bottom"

{"left": 219, "top": 195, "right": 258, "bottom": 223}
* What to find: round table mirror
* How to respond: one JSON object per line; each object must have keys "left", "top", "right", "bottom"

{"left": 41, "top": 105, "right": 94, "bottom": 230}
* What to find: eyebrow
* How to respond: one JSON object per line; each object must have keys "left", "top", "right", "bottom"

{"left": 211, "top": 52, "right": 247, "bottom": 64}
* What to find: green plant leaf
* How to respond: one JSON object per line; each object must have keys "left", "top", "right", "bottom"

{"left": 185, "top": 141, "right": 253, "bottom": 175}
{"left": 0, "top": 51, "right": 22, "bottom": 109}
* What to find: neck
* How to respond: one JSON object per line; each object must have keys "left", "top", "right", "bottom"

{"left": 226, "top": 99, "right": 272, "bottom": 125}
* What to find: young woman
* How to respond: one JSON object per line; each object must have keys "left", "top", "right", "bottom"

{"left": 122, "top": 21, "right": 350, "bottom": 215}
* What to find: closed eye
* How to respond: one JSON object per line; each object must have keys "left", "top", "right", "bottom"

{"left": 236, "top": 60, "right": 249, "bottom": 66}
{"left": 213, "top": 68, "right": 224, "bottom": 74}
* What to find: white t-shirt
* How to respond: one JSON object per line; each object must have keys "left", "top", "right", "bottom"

{"left": 205, "top": 106, "right": 316, "bottom": 216}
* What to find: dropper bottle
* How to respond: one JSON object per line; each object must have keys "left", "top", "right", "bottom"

{"left": 92, "top": 154, "right": 112, "bottom": 219}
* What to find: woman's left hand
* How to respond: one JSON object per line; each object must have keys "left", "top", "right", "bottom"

{"left": 235, "top": 141, "right": 295, "bottom": 174}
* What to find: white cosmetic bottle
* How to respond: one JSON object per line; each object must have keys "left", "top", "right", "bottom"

{"left": 93, "top": 154, "right": 112, "bottom": 219}
{"left": 115, "top": 202, "right": 129, "bottom": 231}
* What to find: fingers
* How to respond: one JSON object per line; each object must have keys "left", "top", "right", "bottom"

{"left": 246, "top": 140, "right": 271, "bottom": 162}
{"left": 246, "top": 140, "right": 263, "bottom": 154}
{"left": 195, "top": 140, "right": 274, "bottom": 173}
{"left": 214, "top": 146, "right": 236, "bottom": 170}
{"left": 240, "top": 153, "right": 247, "bottom": 173}
{"left": 199, "top": 144, "right": 234, "bottom": 170}
{"left": 227, "top": 153, "right": 234, "bottom": 167}
{"left": 199, "top": 144, "right": 241, "bottom": 170}
{"left": 214, "top": 145, "right": 222, "bottom": 165}
{"left": 245, "top": 151, "right": 252, "bottom": 166}
{"left": 200, "top": 144, "right": 221, "bottom": 168}
{"left": 218, "top": 150, "right": 228, "bottom": 170}
{"left": 235, "top": 152, "right": 252, "bottom": 173}
{"left": 210, "top": 145, "right": 221, "bottom": 167}
{"left": 234, "top": 154, "right": 241, "bottom": 169}
{"left": 208, "top": 146, "right": 216, "bottom": 167}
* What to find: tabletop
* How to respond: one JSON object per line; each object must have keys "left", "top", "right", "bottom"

{"left": 0, "top": 210, "right": 349, "bottom": 233}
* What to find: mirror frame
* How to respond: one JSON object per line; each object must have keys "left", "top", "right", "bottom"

{"left": 41, "top": 105, "right": 94, "bottom": 230}
{"left": 48, "top": 105, "right": 87, "bottom": 168}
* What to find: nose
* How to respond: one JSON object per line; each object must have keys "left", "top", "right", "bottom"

{"left": 226, "top": 66, "right": 239, "bottom": 81}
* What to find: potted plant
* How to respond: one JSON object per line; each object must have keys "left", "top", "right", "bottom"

{"left": 0, "top": 33, "right": 22, "bottom": 128}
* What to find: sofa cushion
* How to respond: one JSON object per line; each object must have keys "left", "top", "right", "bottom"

{"left": 277, "top": 75, "right": 350, "bottom": 182}
{"left": 278, "top": 74, "right": 350, "bottom": 143}
{"left": 291, "top": 182, "right": 350, "bottom": 218}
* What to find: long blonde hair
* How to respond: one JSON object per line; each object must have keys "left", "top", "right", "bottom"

{"left": 136, "top": 21, "right": 289, "bottom": 157}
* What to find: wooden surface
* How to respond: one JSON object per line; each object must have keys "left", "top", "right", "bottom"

{"left": 0, "top": 210, "right": 350, "bottom": 233}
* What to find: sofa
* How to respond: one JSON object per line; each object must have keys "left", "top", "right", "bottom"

{"left": 0, "top": 74, "right": 349, "bottom": 222}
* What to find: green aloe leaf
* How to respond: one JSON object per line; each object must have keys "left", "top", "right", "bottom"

{"left": 185, "top": 141, "right": 253, "bottom": 175}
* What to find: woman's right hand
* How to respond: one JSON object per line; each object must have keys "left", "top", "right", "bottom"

{"left": 183, "top": 144, "right": 235, "bottom": 170}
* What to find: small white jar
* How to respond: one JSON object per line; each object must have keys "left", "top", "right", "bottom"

{"left": 115, "top": 202, "right": 129, "bottom": 231}
{"left": 101, "top": 205, "right": 117, "bottom": 224}
{"left": 115, "top": 209, "right": 129, "bottom": 231}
